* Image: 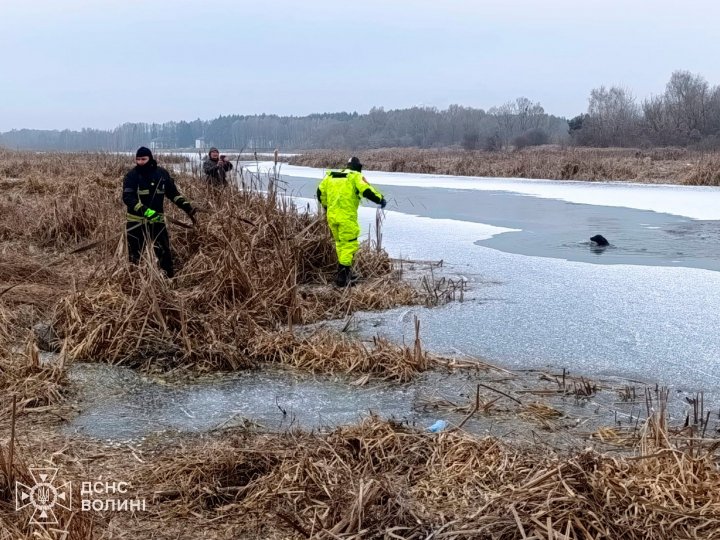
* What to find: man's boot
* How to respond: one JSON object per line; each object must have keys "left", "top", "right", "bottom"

{"left": 335, "top": 264, "right": 351, "bottom": 287}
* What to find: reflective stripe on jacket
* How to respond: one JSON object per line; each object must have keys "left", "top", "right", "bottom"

{"left": 122, "top": 165, "right": 192, "bottom": 221}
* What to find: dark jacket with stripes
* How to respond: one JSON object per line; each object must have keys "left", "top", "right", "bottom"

{"left": 122, "top": 163, "right": 193, "bottom": 222}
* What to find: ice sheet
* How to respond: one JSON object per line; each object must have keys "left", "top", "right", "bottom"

{"left": 290, "top": 192, "right": 720, "bottom": 396}
{"left": 245, "top": 162, "right": 720, "bottom": 220}
{"left": 292, "top": 196, "right": 520, "bottom": 256}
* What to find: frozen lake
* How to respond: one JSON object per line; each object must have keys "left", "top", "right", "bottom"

{"left": 244, "top": 162, "right": 720, "bottom": 397}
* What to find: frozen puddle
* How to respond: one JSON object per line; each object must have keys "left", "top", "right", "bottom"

{"left": 66, "top": 362, "right": 701, "bottom": 446}
{"left": 66, "top": 364, "right": 435, "bottom": 441}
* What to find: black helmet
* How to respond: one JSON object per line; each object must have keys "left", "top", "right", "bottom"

{"left": 347, "top": 156, "right": 363, "bottom": 172}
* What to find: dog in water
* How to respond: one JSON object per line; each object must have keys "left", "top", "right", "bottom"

{"left": 590, "top": 234, "right": 609, "bottom": 247}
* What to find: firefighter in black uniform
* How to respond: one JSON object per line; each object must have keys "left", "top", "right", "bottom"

{"left": 122, "top": 147, "right": 197, "bottom": 277}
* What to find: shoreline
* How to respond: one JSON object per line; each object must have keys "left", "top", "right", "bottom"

{"left": 287, "top": 146, "right": 720, "bottom": 185}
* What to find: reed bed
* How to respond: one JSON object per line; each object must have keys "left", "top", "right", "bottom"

{"left": 0, "top": 345, "right": 66, "bottom": 420}
{"left": 3, "top": 411, "right": 719, "bottom": 539}
{"left": 249, "top": 327, "right": 432, "bottom": 382}
{"left": 0, "top": 149, "right": 436, "bottom": 382}
{"left": 135, "top": 413, "right": 720, "bottom": 539}
{"left": 0, "top": 306, "right": 67, "bottom": 420}
{"left": 50, "top": 186, "right": 426, "bottom": 375}
{"left": 289, "top": 146, "right": 720, "bottom": 184}
{"left": 683, "top": 155, "right": 720, "bottom": 185}
{"left": 0, "top": 413, "right": 99, "bottom": 540}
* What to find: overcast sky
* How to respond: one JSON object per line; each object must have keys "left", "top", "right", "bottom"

{"left": 1, "top": 0, "right": 719, "bottom": 131}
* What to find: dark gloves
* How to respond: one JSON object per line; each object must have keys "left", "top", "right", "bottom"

{"left": 380, "top": 198, "right": 387, "bottom": 209}
{"left": 188, "top": 207, "right": 198, "bottom": 226}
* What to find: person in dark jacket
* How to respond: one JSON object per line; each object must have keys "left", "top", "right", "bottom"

{"left": 202, "top": 147, "right": 233, "bottom": 186}
{"left": 122, "top": 147, "right": 197, "bottom": 277}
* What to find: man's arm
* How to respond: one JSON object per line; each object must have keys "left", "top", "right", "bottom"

{"left": 163, "top": 171, "right": 194, "bottom": 215}
{"left": 354, "top": 174, "right": 386, "bottom": 207}
{"left": 317, "top": 178, "right": 328, "bottom": 208}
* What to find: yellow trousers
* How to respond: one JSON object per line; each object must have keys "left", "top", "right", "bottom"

{"left": 328, "top": 217, "right": 360, "bottom": 266}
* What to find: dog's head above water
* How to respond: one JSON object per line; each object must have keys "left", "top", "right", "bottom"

{"left": 590, "top": 234, "right": 610, "bottom": 247}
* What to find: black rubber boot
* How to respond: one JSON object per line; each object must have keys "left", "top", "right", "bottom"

{"left": 335, "top": 264, "right": 351, "bottom": 287}
{"left": 335, "top": 264, "right": 353, "bottom": 287}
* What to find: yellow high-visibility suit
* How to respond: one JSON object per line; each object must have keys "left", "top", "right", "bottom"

{"left": 317, "top": 169, "right": 385, "bottom": 267}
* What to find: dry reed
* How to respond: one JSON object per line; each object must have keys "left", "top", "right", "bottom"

{"left": 289, "top": 146, "right": 720, "bottom": 184}
{"left": 0, "top": 150, "right": 437, "bottom": 381}
{"left": 137, "top": 413, "right": 720, "bottom": 539}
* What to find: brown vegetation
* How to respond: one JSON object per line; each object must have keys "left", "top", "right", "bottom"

{"left": 0, "top": 149, "right": 445, "bottom": 421}
{"left": 1, "top": 150, "right": 720, "bottom": 539}
{"left": 144, "top": 413, "right": 720, "bottom": 539}
{"left": 289, "top": 146, "right": 720, "bottom": 184}
{"left": 3, "top": 409, "right": 720, "bottom": 539}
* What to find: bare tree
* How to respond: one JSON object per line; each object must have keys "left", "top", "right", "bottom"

{"left": 515, "top": 97, "right": 545, "bottom": 131}
{"left": 664, "top": 70, "right": 710, "bottom": 136}
{"left": 581, "top": 86, "right": 640, "bottom": 146}
{"left": 488, "top": 101, "right": 517, "bottom": 148}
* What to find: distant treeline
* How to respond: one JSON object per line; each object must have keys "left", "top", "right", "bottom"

{"left": 0, "top": 100, "right": 568, "bottom": 152}
{"left": 3, "top": 70, "right": 720, "bottom": 151}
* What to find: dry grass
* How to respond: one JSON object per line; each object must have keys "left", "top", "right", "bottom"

{"left": 48, "top": 181, "right": 428, "bottom": 375}
{"left": 249, "top": 326, "right": 432, "bottom": 383}
{"left": 132, "top": 412, "right": 720, "bottom": 539}
{"left": 683, "top": 155, "right": 720, "bottom": 185}
{"left": 0, "top": 307, "right": 67, "bottom": 421}
{"left": 0, "top": 149, "right": 442, "bottom": 422}
{"left": 3, "top": 411, "right": 718, "bottom": 539}
{"left": 0, "top": 377, "right": 719, "bottom": 539}
{"left": 0, "top": 412, "right": 104, "bottom": 540}
{"left": 289, "top": 146, "right": 720, "bottom": 184}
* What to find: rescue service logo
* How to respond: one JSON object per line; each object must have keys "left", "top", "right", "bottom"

{"left": 15, "top": 468, "right": 72, "bottom": 526}
{"left": 15, "top": 465, "right": 147, "bottom": 531}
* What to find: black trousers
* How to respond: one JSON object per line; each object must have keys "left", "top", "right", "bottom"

{"left": 126, "top": 222, "right": 174, "bottom": 278}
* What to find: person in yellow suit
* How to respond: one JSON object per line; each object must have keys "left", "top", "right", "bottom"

{"left": 317, "top": 157, "right": 387, "bottom": 287}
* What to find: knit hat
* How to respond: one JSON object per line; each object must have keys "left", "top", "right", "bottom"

{"left": 135, "top": 146, "right": 153, "bottom": 159}
{"left": 208, "top": 147, "right": 219, "bottom": 156}
{"left": 347, "top": 156, "right": 363, "bottom": 172}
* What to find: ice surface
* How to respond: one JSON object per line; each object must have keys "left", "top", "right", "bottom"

{"left": 245, "top": 161, "right": 720, "bottom": 220}
{"left": 292, "top": 196, "right": 520, "bottom": 254}
{"left": 287, "top": 195, "right": 720, "bottom": 397}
